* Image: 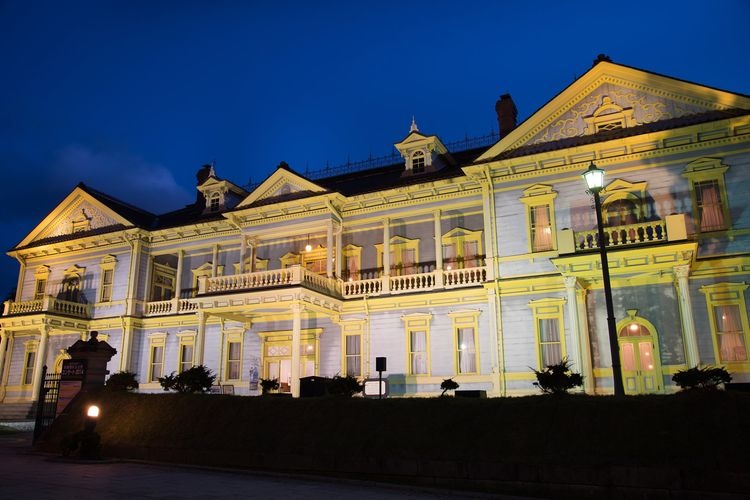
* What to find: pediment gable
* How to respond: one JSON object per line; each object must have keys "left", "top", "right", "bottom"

{"left": 477, "top": 61, "right": 750, "bottom": 161}
{"left": 17, "top": 186, "right": 135, "bottom": 248}
{"left": 237, "top": 168, "right": 327, "bottom": 208}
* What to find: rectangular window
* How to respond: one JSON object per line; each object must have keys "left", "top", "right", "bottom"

{"left": 180, "top": 343, "right": 194, "bottom": 373}
{"left": 149, "top": 345, "right": 164, "bottom": 382}
{"left": 226, "top": 341, "right": 241, "bottom": 380}
{"left": 345, "top": 334, "right": 361, "bottom": 377}
{"left": 457, "top": 327, "right": 477, "bottom": 373}
{"left": 530, "top": 204, "right": 553, "bottom": 252}
{"left": 34, "top": 279, "right": 47, "bottom": 300}
{"left": 695, "top": 180, "right": 726, "bottom": 232}
{"left": 539, "top": 318, "right": 562, "bottom": 366}
{"left": 23, "top": 351, "right": 35, "bottom": 385}
{"left": 714, "top": 304, "right": 747, "bottom": 362}
{"left": 409, "top": 330, "right": 428, "bottom": 374}
{"left": 100, "top": 269, "right": 114, "bottom": 302}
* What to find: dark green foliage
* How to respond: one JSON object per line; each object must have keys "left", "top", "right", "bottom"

{"left": 105, "top": 371, "right": 139, "bottom": 392}
{"left": 532, "top": 358, "right": 583, "bottom": 394}
{"left": 259, "top": 378, "right": 280, "bottom": 394}
{"left": 326, "top": 374, "right": 364, "bottom": 397}
{"left": 440, "top": 377, "right": 459, "bottom": 396}
{"left": 159, "top": 365, "right": 216, "bottom": 393}
{"left": 672, "top": 365, "right": 731, "bottom": 390}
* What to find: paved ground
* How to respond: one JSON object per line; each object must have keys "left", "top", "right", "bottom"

{"left": 0, "top": 431, "right": 534, "bottom": 499}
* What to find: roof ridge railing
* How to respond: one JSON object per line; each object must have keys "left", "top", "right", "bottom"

{"left": 242, "top": 130, "right": 499, "bottom": 190}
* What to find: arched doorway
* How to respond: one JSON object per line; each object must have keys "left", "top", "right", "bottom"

{"left": 617, "top": 311, "right": 663, "bottom": 394}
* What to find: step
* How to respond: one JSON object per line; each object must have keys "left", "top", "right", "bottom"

{"left": 0, "top": 403, "right": 35, "bottom": 421}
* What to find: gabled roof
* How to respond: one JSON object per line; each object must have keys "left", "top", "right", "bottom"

{"left": 476, "top": 60, "right": 750, "bottom": 162}
{"left": 236, "top": 165, "right": 329, "bottom": 209}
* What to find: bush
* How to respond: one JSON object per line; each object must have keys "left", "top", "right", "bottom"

{"left": 259, "top": 378, "right": 279, "bottom": 394}
{"left": 672, "top": 365, "right": 731, "bottom": 390}
{"left": 159, "top": 365, "right": 216, "bottom": 393}
{"left": 532, "top": 358, "right": 583, "bottom": 395}
{"left": 440, "top": 377, "right": 459, "bottom": 396}
{"left": 326, "top": 374, "right": 363, "bottom": 397}
{"left": 105, "top": 371, "right": 139, "bottom": 392}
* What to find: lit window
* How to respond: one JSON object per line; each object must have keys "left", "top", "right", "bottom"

{"left": 226, "top": 341, "right": 241, "bottom": 380}
{"left": 376, "top": 236, "right": 419, "bottom": 276}
{"left": 520, "top": 185, "right": 557, "bottom": 254}
{"left": 530, "top": 298, "right": 566, "bottom": 368}
{"left": 683, "top": 158, "right": 731, "bottom": 234}
{"left": 442, "top": 227, "right": 483, "bottom": 269}
{"left": 700, "top": 283, "right": 750, "bottom": 364}
{"left": 457, "top": 327, "right": 477, "bottom": 374}
{"left": 403, "top": 314, "right": 431, "bottom": 375}
{"left": 23, "top": 350, "right": 36, "bottom": 385}
{"left": 411, "top": 151, "right": 425, "bottom": 173}
{"left": 345, "top": 334, "right": 361, "bottom": 377}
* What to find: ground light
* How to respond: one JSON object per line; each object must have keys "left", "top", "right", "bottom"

{"left": 582, "top": 161, "right": 625, "bottom": 396}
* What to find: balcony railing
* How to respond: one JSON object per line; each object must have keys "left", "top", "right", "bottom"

{"left": 2, "top": 296, "right": 91, "bottom": 319}
{"left": 342, "top": 265, "right": 487, "bottom": 298}
{"left": 576, "top": 220, "right": 667, "bottom": 250}
{"left": 200, "top": 266, "right": 343, "bottom": 296}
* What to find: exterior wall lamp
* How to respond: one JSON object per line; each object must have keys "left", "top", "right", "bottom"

{"left": 582, "top": 161, "right": 625, "bottom": 396}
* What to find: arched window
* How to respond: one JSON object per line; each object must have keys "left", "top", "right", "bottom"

{"left": 604, "top": 198, "right": 639, "bottom": 226}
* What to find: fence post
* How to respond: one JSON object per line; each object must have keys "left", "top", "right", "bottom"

{"left": 32, "top": 365, "right": 48, "bottom": 443}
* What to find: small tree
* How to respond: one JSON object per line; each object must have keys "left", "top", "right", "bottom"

{"left": 159, "top": 365, "right": 216, "bottom": 393}
{"left": 532, "top": 358, "right": 583, "bottom": 395}
{"left": 326, "top": 374, "right": 363, "bottom": 397}
{"left": 673, "top": 365, "right": 731, "bottom": 390}
{"left": 105, "top": 371, "right": 139, "bottom": 392}
{"left": 440, "top": 378, "right": 459, "bottom": 396}
{"left": 259, "top": 378, "right": 280, "bottom": 395}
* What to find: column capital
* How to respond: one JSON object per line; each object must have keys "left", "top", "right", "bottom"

{"left": 290, "top": 302, "right": 306, "bottom": 314}
{"left": 563, "top": 276, "right": 579, "bottom": 289}
{"left": 673, "top": 264, "right": 691, "bottom": 280}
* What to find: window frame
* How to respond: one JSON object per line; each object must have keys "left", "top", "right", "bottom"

{"left": 683, "top": 158, "right": 731, "bottom": 235}
{"left": 22, "top": 340, "right": 38, "bottom": 386}
{"left": 700, "top": 282, "right": 750, "bottom": 366}
{"left": 341, "top": 320, "right": 364, "bottom": 378}
{"left": 222, "top": 329, "right": 245, "bottom": 382}
{"left": 411, "top": 150, "right": 426, "bottom": 173}
{"left": 147, "top": 334, "right": 167, "bottom": 383}
{"left": 519, "top": 185, "right": 558, "bottom": 254}
{"left": 449, "top": 310, "right": 481, "bottom": 375}
{"left": 441, "top": 228, "right": 483, "bottom": 270}
{"left": 177, "top": 331, "right": 196, "bottom": 373}
{"left": 529, "top": 298, "right": 567, "bottom": 369}
{"left": 99, "top": 254, "right": 117, "bottom": 303}
{"left": 341, "top": 244, "right": 362, "bottom": 281}
{"left": 402, "top": 313, "right": 432, "bottom": 376}
{"left": 33, "top": 266, "right": 50, "bottom": 301}
{"left": 375, "top": 236, "right": 420, "bottom": 276}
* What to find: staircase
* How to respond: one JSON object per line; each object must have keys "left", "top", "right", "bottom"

{"left": 0, "top": 402, "right": 35, "bottom": 421}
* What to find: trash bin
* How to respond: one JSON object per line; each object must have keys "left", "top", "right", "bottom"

{"left": 299, "top": 376, "right": 330, "bottom": 397}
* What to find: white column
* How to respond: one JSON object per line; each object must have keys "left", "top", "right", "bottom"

{"left": 434, "top": 210, "right": 443, "bottom": 287}
{"left": 31, "top": 325, "right": 50, "bottom": 400}
{"left": 14, "top": 258, "right": 25, "bottom": 302}
{"left": 173, "top": 250, "right": 184, "bottom": 310}
{"left": 247, "top": 239, "right": 255, "bottom": 273}
{"left": 126, "top": 236, "right": 143, "bottom": 316}
{"left": 382, "top": 218, "right": 391, "bottom": 275}
{"left": 211, "top": 244, "right": 219, "bottom": 278}
{"left": 195, "top": 312, "right": 208, "bottom": 365}
{"left": 290, "top": 303, "right": 303, "bottom": 398}
{"left": 481, "top": 183, "right": 496, "bottom": 280}
{"left": 119, "top": 319, "right": 132, "bottom": 372}
{"left": 674, "top": 264, "right": 700, "bottom": 368}
{"left": 334, "top": 225, "right": 343, "bottom": 279}
{"left": 239, "top": 234, "right": 247, "bottom": 272}
{"left": 487, "top": 287, "right": 503, "bottom": 396}
{"left": 0, "top": 330, "right": 9, "bottom": 382}
{"left": 564, "top": 276, "right": 585, "bottom": 391}
{"left": 576, "top": 286, "right": 595, "bottom": 394}
{"left": 326, "top": 222, "right": 334, "bottom": 278}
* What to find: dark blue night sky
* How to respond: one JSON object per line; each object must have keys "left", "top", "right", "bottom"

{"left": 1, "top": 0, "right": 748, "bottom": 294}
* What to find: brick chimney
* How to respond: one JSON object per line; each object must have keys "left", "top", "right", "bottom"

{"left": 196, "top": 164, "right": 212, "bottom": 203}
{"left": 495, "top": 94, "right": 517, "bottom": 138}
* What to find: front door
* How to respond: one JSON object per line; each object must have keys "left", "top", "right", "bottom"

{"left": 618, "top": 321, "right": 662, "bottom": 394}
{"left": 263, "top": 336, "right": 317, "bottom": 393}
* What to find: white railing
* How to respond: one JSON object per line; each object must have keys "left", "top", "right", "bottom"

{"left": 144, "top": 298, "right": 201, "bottom": 316}
{"left": 3, "top": 296, "right": 91, "bottom": 318}
{"left": 390, "top": 271, "right": 437, "bottom": 293}
{"left": 444, "top": 267, "right": 487, "bottom": 288}
{"left": 342, "top": 277, "right": 382, "bottom": 297}
{"left": 575, "top": 220, "right": 667, "bottom": 250}
{"left": 203, "top": 267, "right": 299, "bottom": 294}
{"left": 341, "top": 266, "right": 488, "bottom": 298}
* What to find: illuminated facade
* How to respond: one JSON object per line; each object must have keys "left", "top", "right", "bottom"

{"left": 1, "top": 59, "right": 749, "bottom": 404}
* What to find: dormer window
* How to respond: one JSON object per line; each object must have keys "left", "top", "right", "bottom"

{"left": 584, "top": 96, "right": 636, "bottom": 135}
{"left": 412, "top": 151, "right": 425, "bottom": 173}
{"left": 208, "top": 192, "right": 221, "bottom": 212}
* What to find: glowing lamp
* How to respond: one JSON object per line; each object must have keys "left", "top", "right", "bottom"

{"left": 87, "top": 405, "right": 100, "bottom": 418}
{"left": 305, "top": 243, "right": 312, "bottom": 252}
{"left": 582, "top": 161, "right": 605, "bottom": 192}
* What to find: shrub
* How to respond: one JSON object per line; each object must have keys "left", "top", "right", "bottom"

{"left": 532, "top": 358, "right": 583, "bottom": 395}
{"left": 105, "top": 371, "right": 139, "bottom": 392}
{"left": 672, "top": 365, "right": 731, "bottom": 390}
{"left": 159, "top": 365, "right": 216, "bottom": 393}
{"left": 326, "top": 374, "right": 363, "bottom": 397}
{"left": 440, "top": 377, "right": 459, "bottom": 396}
{"left": 259, "top": 378, "right": 280, "bottom": 395}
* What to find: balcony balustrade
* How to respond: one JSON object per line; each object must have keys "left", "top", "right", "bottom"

{"left": 576, "top": 219, "right": 667, "bottom": 250}
{"left": 2, "top": 296, "right": 91, "bottom": 318}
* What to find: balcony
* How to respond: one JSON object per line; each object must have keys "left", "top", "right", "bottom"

{"left": 2, "top": 296, "right": 91, "bottom": 319}
{"left": 558, "top": 214, "right": 688, "bottom": 254}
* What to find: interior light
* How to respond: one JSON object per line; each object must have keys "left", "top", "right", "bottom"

{"left": 629, "top": 323, "right": 639, "bottom": 332}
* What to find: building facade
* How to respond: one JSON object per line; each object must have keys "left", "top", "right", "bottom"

{"left": 1, "top": 59, "right": 749, "bottom": 403}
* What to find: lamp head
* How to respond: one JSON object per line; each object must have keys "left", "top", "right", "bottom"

{"left": 86, "top": 405, "right": 100, "bottom": 418}
{"left": 582, "top": 161, "right": 605, "bottom": 193}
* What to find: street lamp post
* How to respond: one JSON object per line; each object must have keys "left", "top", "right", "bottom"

{"left": 582, "top": 162, "right": 625, "bottom": 396}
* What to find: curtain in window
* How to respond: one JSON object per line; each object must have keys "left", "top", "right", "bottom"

{"left": 463, "top": 241, "right": 479, "bottom": 268}
{"left": 346, "top": 335, "right": 361, "bottom": 376}
{"left": 402, "top": 249, "right": 415, "bottom": 275}
{"left": 457, "top": 328, "right": 476, "bottom": 373}
{"left": 227, "top": 342, "right": 241, "bottom": 379}
{"left": 698, "top": 183, "right": 725, "bottom": 231}
{"left": 410, "top": 330, "right": 427, "bottom": 374}
{"left": 347, "top": 255, "right": 358, "bottom": 280}
{"left": 443, "top": 244, "right": 456, "bottom": 269}
{"left": 715, "top": 305, "right": 746, "bottom": 361}
{"left": 539, "top": 318, "right": 562, "bottom": 366}
{"left": 532, "top": 205, "right": 552, "bottom": 251}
